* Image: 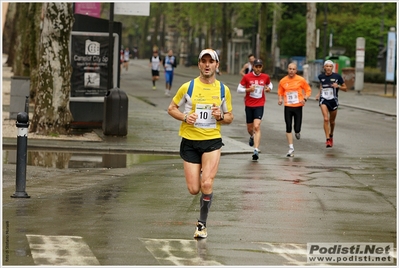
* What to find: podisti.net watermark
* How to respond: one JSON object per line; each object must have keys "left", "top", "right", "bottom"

{"left": 307, "top": 243, "right": 394, "bottom": 264}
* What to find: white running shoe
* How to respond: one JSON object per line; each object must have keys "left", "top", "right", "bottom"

{"left": 286, "top": 148, "right": 294, "bottom": 157}
{"left": 194, "top": 221, "right": 207, "bottom": 238}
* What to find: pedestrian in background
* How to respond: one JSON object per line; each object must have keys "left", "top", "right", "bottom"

{"left": 237, "top": 58, "right": 273, "bottom": 161}
{"left": 167, "top": 49, "right": 234, "bottom": 238}
{"left": 120, "top": 46, "right": 124, "bottom": 72}
{"left": 240, "top": 53, "right": 255, "bottom": 76}
{"left": 149, "top": 50, "right": 161, "bottom": 90}
{"left": 316, "top": 60, "right": 347, "bottom": 148}
{"left": 123, "top": 47, "right": 130, "bottom": 71}
{"left": 163, "top": 49, "right": 177, "bottom": 96}
{"left": 278, "top": 62, "right": 312, "bottom": 157}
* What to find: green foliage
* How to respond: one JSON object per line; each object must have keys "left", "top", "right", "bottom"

{"left": 90, "top": 2, "right": 397, "bottom": 70}
{"left": 326, "top": 13, "right": 388, "bottom": 68}
{"left": 281, "top": 3, "right": 307, "bottom": 19}
{"left": 364, "top": 67, "right": 385, "bottom": 83}
{"left": 278, "top": 13, "right": 307, "bottom": 56}
{"left": 233, "top": 3, "right": 260, "bottom": 32}
{"left": 49, "top": 132, "right": 60, "bottom": 137}
{"left": 277, "top": 2, "right": 396, "bottom": 69}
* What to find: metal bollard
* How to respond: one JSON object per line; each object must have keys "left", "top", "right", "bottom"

{"left": 11, "top": 111, "right": 30, "bottom": 198}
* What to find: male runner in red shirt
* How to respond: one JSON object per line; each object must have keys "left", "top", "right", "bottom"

{"left": 237, "top": 59, "right": 272, "bottom": 161}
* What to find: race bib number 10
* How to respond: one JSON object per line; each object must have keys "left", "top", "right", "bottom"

{"left": 194, "top": 104, "right": 216, "bottom": 129}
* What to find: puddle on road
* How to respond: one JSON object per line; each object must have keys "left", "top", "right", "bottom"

{"left": 3, "top": 150, "right": 180, "bottom": 169}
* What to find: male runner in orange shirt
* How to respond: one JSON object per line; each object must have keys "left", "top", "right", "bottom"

{"left": 278, "top": 63, "right": 312, "bottom": 157}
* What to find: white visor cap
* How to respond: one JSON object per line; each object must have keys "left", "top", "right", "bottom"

{"left": 198, "top": 49, "right": 219, "bottom": 62}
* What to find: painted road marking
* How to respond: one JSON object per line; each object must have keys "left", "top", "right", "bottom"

{"left": 139, "top": 238, "right": 222, "bottom": 266}
{"left": 26, "top": 235, "right": 100, "bottom": 265}
{"left": 254, "top": 242, "right": 312, "bottom": 266}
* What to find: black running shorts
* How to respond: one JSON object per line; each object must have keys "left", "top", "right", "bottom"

{"left": 180, "top": 138, "right": 223, "bottom": 164}
{"left": 245, "top": 106, "right": 264, "bottom": 123}
{"left": 319, "top": 98, "right": 338, "bottom": 111}
{"left": 152, "top": 70, "right": 160, "bottom": 77}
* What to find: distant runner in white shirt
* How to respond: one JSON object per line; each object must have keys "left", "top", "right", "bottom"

{"left": 150, "top": 50, "right": 161, "bottom": 90}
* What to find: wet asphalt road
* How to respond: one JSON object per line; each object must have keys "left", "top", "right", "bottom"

{"left": 2, "top": 60, "right": 397, "bottom": 266}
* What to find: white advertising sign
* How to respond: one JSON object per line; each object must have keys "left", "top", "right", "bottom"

{"left": 385, "top": 31, "right": 396, "bottom": 82}
{"left": 355, "top": 37, "right": 365, "bottom": 91}
{"left": 114, "top": 2, "right": 150, "bottom": 16}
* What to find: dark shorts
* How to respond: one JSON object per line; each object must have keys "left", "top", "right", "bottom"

{"left": 245, "top": 106, "right": 264, "bottom": 123}
{"left": 152, "top": 70, "right": 160, "bottom": 77}
{"left": 180, "top": 138, "right": 223, "bottom": 164}
{"left": 319, "top": 98, "right": 338, "bottom": 111}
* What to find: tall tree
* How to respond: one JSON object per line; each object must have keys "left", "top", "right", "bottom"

{"left": 3, "top": 3, "right": 16, "bottom": 64}
{"left": 220, "top": 3, "right": 234, "bottom": 72}
{"left": 28, "top": 3, "right": 44, "bottom": 102}
{"left": 5, "top": 3, "right": 46, "bottom": 108}
{"left": 30, "top": 3, "right": 74, "bottom": 135}
{"left": 258, "top": 3, "right": 268, "bottom": 70}
{"left": 9, "top": 3, "right": 31, "bottom": 76}
{"left": 306, "top": 3, "right": 317, "bottom": 62}
{"left": 271, "top": 3, "right": 282, "bottom": 72}
{"left": 151, "top": 3, "right": 162, "bottom": 50}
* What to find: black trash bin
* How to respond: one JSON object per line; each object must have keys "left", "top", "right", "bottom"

{"left": 103, "top": 88, "right": 128, "bottom": 136}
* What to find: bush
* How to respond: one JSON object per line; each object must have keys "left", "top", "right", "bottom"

{"left": 364, "top": 67, "right": 385, "bottom": 83}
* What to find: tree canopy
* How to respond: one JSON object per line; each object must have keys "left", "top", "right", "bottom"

{"left": 107, "top": 2, "right": 396, "bottom": 68}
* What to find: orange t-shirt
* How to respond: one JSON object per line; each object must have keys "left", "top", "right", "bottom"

{"left": 278, "top": 75, "right": 312, "bottom": 107}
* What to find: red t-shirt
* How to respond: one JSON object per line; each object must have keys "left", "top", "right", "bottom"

{"left": 239, "top": 72, "right": 271, "bottom": 107}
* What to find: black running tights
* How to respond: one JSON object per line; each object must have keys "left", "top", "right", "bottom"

{"left": 284, "top": 106, "right": 303, "bottom": 134}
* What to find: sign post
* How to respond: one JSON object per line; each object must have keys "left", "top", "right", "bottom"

{"left": 385, "top": 27, "right": 396, "bottom": 96}
{"left": 354, "top": 37, "right": 365, "bottom": 93}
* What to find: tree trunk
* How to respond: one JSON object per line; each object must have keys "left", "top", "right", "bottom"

{"left": 271, "top": 3, "right": 282, "bottom": 74}
{"left": 3, "top": 3, "right": 15, "bottom": 59}
{"left": 151, "top": 4, "right": 161, "bottom": 50}
{"left": 4, "top": 3, "right": 17, "bottom": 67}
{"left": 8, "top": 3, "right": 31, "bottom": 76}
{"left": 220, "top": 3, "right": 231, "bottom": 73}
{"left": 28, "top": 3, "right": 43, "bottom": 102}
{"left": 259, "top": 3, "right": 268, "bottom": 71}
{"left": 306, "top": 3, "right": 317, "bottom": 62}
{"left": 30, "top": 3, "right": 74, "bottom": 135}
{"left": 140, "top": 16, "right": 150, "bottom": 57}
